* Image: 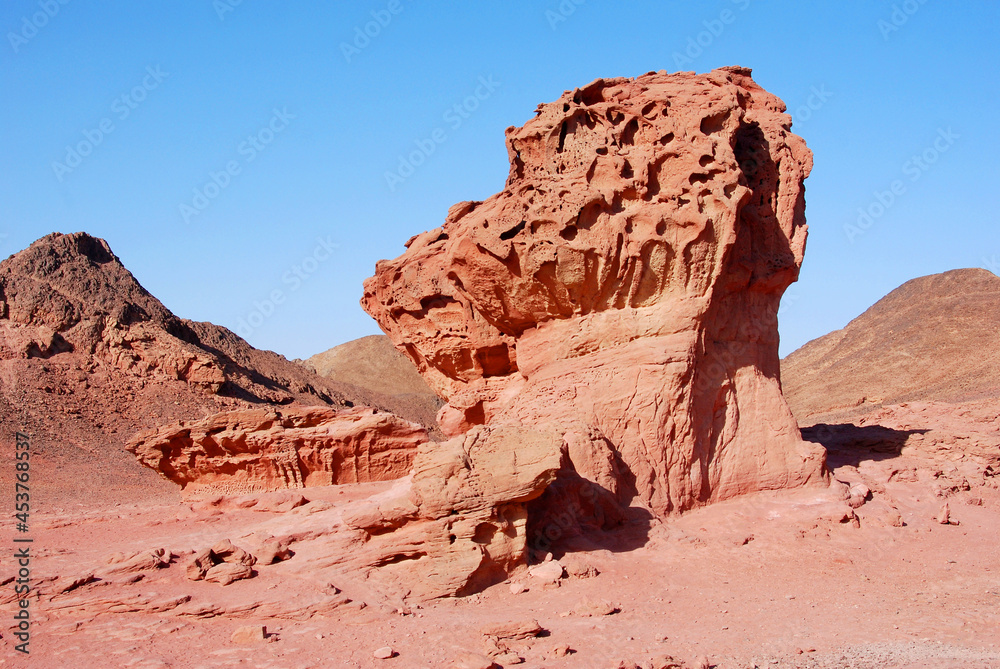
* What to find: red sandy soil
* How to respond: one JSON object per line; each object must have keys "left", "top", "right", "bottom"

{"left": 3, "top": 426, "right": 998, "bottom": 668}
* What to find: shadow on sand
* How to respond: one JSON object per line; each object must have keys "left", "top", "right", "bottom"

{"left": 801, "top": 423, "right": 929, "bottom": 469}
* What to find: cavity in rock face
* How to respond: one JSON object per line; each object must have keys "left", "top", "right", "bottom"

{"left": 363, "top": 66, "right": 827, "bottom": 525}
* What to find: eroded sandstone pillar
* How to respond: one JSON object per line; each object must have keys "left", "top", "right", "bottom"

{"left": 363, "top": 67, "right": 827, "bottom": 519}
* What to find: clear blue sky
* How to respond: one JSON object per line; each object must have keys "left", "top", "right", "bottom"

{"left": 2, "top": 1, "right": 997, "bottom": 359}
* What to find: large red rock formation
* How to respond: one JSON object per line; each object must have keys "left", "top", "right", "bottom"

{"left": 363, "top": 67, "right": 827, "bottom": 519}
{"left": 127, "top": 406, "right": 428, "bottom": 496}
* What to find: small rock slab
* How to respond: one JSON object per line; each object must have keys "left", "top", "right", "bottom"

{"left": 231, "top": 625, "right": 266, "bottom": 645}
{"left": 527, "top": 560, "right": 565, "bottom": 583}
{"left": 373, "top": 646, "right": 395, "bottom": 659}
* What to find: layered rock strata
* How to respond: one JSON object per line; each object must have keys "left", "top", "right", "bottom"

{"left": 127, "top": 406, "right": 428, "bottom": 495}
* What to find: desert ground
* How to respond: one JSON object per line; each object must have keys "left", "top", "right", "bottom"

{"left": 4, "top": 420, "right": 999, "bottom": 668}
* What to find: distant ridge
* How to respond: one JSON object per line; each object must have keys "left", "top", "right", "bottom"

{"left": 781, "top": 268, "right": 1000, "bottom": 424}
{"left": 302, "top": 335, "right": 442, "bottom": 436}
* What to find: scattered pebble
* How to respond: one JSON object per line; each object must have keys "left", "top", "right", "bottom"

{"left": 230, "top": 625, "right": 266, "bottom": 645}
{"left": 569, "top": 597, "right": 619, "bottom": 617}
{"left": 551, "top": 643, "right": 572, "bottom": 657}
{"left": 527, "top": 560, "right": 565, "bottom": 584}
{"left": 373, "top": 646, "right": 395, "bottom": 659}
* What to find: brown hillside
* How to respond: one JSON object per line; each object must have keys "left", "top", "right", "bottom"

{"left": 781, "top": 268, "right": 1000, "bottom": 424}
{"left": 0, "top": 233, "right": 425, "bottom": 506}
{"left": 302, "top": 335, "right": 442, "bottom": 436}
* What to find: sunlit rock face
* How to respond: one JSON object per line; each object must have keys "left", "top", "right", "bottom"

{"left": 363, "top": 66, "right": 827, "bottom": 519}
